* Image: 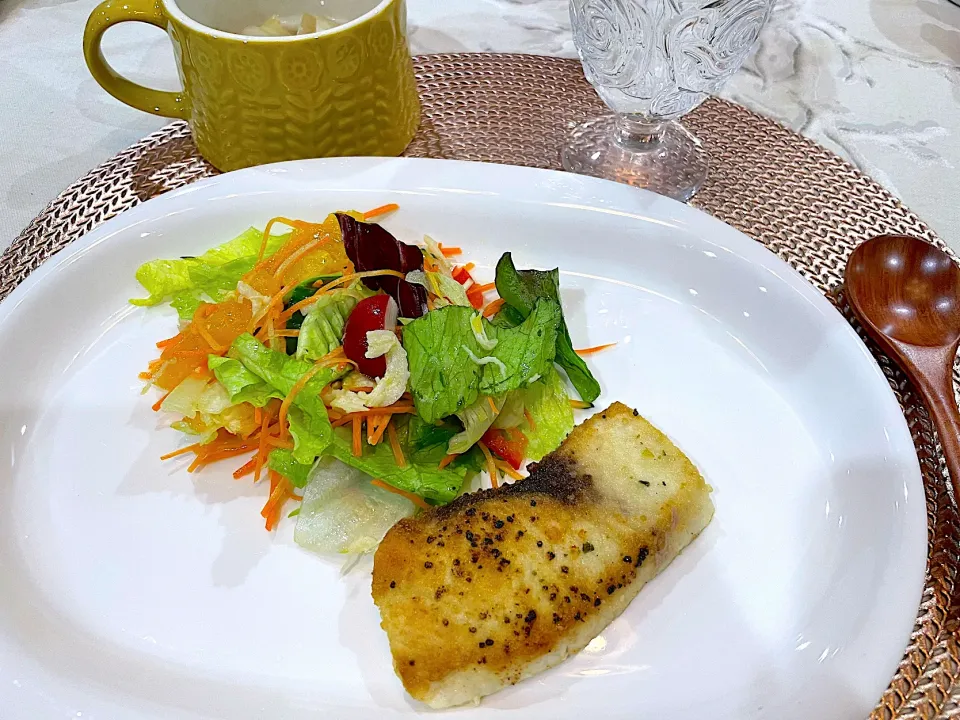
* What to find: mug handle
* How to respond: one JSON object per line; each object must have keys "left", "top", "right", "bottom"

{"left": 83, "top": 0, "right": 189, "bottom": 119}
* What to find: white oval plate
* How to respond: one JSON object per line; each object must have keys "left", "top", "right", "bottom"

{"left": 0, "top": 158, "right": 924, "bottom": 720}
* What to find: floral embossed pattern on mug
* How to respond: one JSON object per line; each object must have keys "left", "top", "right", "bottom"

{"left": 83, "top": 0, "right": 420, "bottom": 171}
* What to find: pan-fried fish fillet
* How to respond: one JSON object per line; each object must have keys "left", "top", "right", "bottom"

{"left": 371, "top": 402, "right": 714, "bottom": 708}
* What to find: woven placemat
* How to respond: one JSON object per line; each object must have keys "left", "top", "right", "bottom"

{"left": 3, "top": 53, "right": 957, "bottom": 718}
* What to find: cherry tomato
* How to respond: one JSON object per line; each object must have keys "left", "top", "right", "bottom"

{"left": 343, "top": 295, "right": 398, "bottom": 378}
{"left": 481, "top": 427, "right": 529, "bottom": 470}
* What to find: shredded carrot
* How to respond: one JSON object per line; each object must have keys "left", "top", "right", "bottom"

{"left": 482, "top": 298, "right": 505, "bottom": 318}
{"left": 438, "top": 453, "right": 457, "bottom": 470}
{"left": 495, "top": 458, "right": 524, "bottom": 481}
{"left": 371, "top": 479, "right": 431, "bottom": 511}
{"left": 278, "top": 294, "right": 321, "bottom": 322}
{"left": 274, "top": 236, "right": 326, "bottom": 282}
{"left": 313, "top": 269, "right": 405, "bottom": 291}
{"left": 387, "top": 422, "right": 406, "bottom": 468}
{"left": 368, "top": 414, "right": 391, "bottom": 446}
{"left": 261, "top": 471, "right": 295, "bottom": 531}
{"left": 330, "top": 405, "right": 416, "bottom": 426}
{"left": 352, "top": 416, "right": 362, "bottom": 457}
{"left": 265, "top": 436, "right": 294, "bottom": 449}
{"left": 524, "top": 408, "right": 537, "bottom": 431}
{"left": 151, "top": 390, "right": 172, "bottom": 412}
{"left": 255, "top": 410, "right": 271, "bottom": 482}
{"left": 271, "top": 329, "right": 300, "bottom": 338}
{"left": 257, "top": 217, "right": 301, "bottom": 261}
{"left": 487, "top": 396, "right": 498, "bottom": 414}
{"left": 423, "top": 254, "right": 438, "bottom": 273}
{"left": 363, "top": 203, "right": 399, "bottom": 221}
{"left": 263, "top": 228, "right": 319, "bottom": 273}
{"left": 439, "top": 245, "right": 462, "bottom": 257}
{"left": 478, "top": 441, "right": 499, "bottom": 489}
{"left": 159, "top": 442, "right": 202, "bottom": 461}
{"left": 233, "top": 455, "right": 258, "bottom": 479}
{"left": 139, "top": 371, "right": 154, "bottom": 381}
{"left": 254, "top": 407, "right": 262, "bottom": 424}
{"left": 193, "top": 445, "right": 257, "bottom": 467}
{"left": 475, "top": 282, "right": 496, "bottom": 293}
{"left": 196, "top": 321, "right": 227, "bottom": 354}
{"left": 569, "top": 399, "right": 593, "bottom": 409}
{"left": 575, "top": 342, "right": 617, "bottom": 356}
{"left": 155, "top": 332, "right": 184, "bottom": 349}
{"left": 366, "top": 413, "right": 382, "bottom": 445}
{"left": 169, "top": 349, "right": 211, "bottom": 358}
{"left": 248, "top": 283, "right": 294, "bottom": 333}
{"left": 278, "top": 358, "right": 332, "bottom": 440}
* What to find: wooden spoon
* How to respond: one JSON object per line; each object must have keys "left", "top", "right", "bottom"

{"left": 845, "top": 234, "right": 960, "bottom": 485}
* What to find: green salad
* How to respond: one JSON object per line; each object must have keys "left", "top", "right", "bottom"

{"left": 136, "top": 207, "right": 603, "bottom": 554}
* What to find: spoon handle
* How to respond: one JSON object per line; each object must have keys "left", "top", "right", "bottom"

{"left": 910, "top": 353, "right": 960, "bottom": 492}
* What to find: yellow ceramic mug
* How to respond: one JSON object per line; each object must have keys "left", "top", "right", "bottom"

{"left": 83, "top": 0, "right": 420, "bottom": 171}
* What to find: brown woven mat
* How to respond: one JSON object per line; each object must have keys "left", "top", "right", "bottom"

{"left": 3, "top": 53, "right": 957, "bottom": 718}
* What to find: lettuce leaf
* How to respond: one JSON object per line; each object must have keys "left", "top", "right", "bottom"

{"left": 519, "top": 367, "right": 575, "bottom": 460}
{"left": 448, "top": 394, "right": 501, "bottom": 455}
{"left": 327, "top": 426, "right": 467, "bottom": 504}
{"left": 294, "top": 456, "right": 414, "bottom": 555}
{"left": 159, "top": 375, "right": 259, "bottom": 442}
{"left": 402, "top": 305, "right": 484, "bottom": 422}
{"left": 131, "top": 227, "right": 290, "bottom": 318}
{"left": 402, "top": 301, "right": 560, "bottom": 422}
{"left": 479, "top": 299, "right": 560, "bottom": 396}
{"left": 207, "top": 355, "right": 282, "bottom": 407}
{"left": 428, "top": 272, "right": 472, "bottom": 307}
{"left": 296, "top": 290, "right": 361, "bottom": 361}
{"left": 267, "top": 448, "right": 313, "bottom": 488}
{"left": 403, "top": 415, "right": 483, "bottom": 473}
{"left": 494, "top": 252, "right": 601, "bottom": 403}
{"left": 228, "top": 333, "right": 345, "bottom": 462}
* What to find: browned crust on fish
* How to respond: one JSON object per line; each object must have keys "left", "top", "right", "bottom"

{"left": 372, "top": 402, "right": 714, "bottom": 707}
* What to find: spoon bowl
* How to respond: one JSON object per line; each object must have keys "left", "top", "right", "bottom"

{"left": 846, "top": 234, "right": 960, "bottom": 348}
{"left": 845, "top": 233, "right": 960, "bottom": 502}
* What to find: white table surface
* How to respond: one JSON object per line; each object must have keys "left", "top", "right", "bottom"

{"left": 1, "top": 0, "right": 958, "bottom": 251}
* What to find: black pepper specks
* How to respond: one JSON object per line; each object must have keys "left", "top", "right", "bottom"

{"left": 639, "top": 480, "right": 650, "bottom": 487}
{"left": 633, "top": 409, "right": 639, "bottom": 416}
{"left": 636, "top": 547, "right": 649, "bottom": 567}
{"left": 547, "top": 551, "right": 556, "bottom": 560}
{"left": 494, "top": 519, "right": 504, "bottom": 529}
{"left": 469, "top": 627, "right": 477, "bottom": 633}
{"left": 389, "top": 581, "right": 396, "bottom": 589}
{"left": 594, "top": 598, "right": 601, "bottom": 607}
{"left": 582, "top": 542, "right": 595, "bottom": 553}
{"left": 484, "top": 638, "right": 494, "bottom": 646}
{"left": 561, "top": 565, "right": 569, "bottom": 574}
{"left": 530, "top": 500, "right": 537, "bottom": 507}
{"left": 607, "top": 585, "right": 616, "bottom": 594}
{"left": 623, "top": 555, "right": 632, "bottom": 564}
{"left": 537, "top": 540, "right": 543, "bottom": 547}
{"left": 424, "top": 561, "right": 434, "bottom": 569}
